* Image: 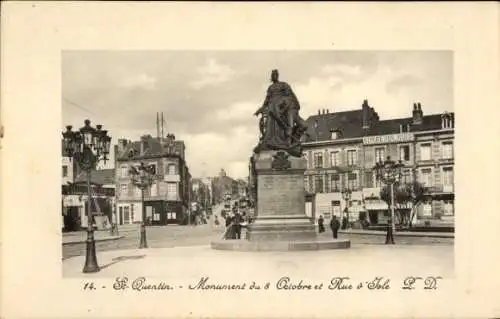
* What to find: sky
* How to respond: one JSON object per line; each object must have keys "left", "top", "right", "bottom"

{"left": 62, "top": 51, "right": 453, "bottom": 179}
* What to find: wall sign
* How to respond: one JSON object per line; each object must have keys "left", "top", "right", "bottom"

{"left": 363, "top": 133, "right": 414, "bottom": 145}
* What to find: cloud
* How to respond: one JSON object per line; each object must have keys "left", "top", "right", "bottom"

{"left": 120, "top": 73, "right": 157, "bottom": 90}
{"left": 215, "top": 101, "right": 259, "bottom": 122}
{"left": 189, "top": 58, "right": 235, "bottom": 90}
{"left": 386, "top": 75, "right": 421, "bottom": 94}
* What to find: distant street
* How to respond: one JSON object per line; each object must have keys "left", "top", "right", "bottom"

{"left": 63, "top": 202, "right": 453, "bottom": 259}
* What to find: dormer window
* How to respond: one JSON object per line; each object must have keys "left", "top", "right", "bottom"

{"left": 441, "top": 113, "right": 454, "bottom": 129}
{"left": 330, "top": 129, "right": 341, "bottom": 140}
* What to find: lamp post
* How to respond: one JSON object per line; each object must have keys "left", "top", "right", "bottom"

{"left": 129, "top": 162, "right": 155, "bottom": 249}
{"left": 62, "top": 120, "right": 111, "bottom": 273}
{"left": 341, "top": 188, "right": 352, "bottom": 229}
{"left": 374, "top": 156, "right": 404, "bottom": 245}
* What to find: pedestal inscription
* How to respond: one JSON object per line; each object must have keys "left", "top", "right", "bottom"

{"left": 258, "top": 173, "right": 305, "bottom": 217}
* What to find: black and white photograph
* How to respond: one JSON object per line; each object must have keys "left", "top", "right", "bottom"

{"left": 2, "top": 3, "right": 499, "bottom": 319}
{"left": 61, "top": 50, "right": 455, "bottom": 277}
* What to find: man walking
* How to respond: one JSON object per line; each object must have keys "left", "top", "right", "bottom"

{"left": 330, "top": 215, "right": 340, "bottom": 239}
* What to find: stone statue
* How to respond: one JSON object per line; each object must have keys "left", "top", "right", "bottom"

{"left": 253, "top": 69, "right": 308, "bottom": 157}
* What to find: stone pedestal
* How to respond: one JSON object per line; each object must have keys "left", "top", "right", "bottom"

{"left": 246, "top": 150, "right": 316, "bottom": 241}
{"left": 211, "top": 150, "right": 350, "bottom": 252}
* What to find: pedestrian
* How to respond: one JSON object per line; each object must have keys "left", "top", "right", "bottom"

{"left": 233, "top": 212, "right": 243, "bottom": 239}
{"left": 214, "top": 215, "right": 220, "bottom": 227}
{"left": 330, "top": 215, "right": 340, "bottom": 239}
{"left": 318, "top": 215, "right": 325, "bottom": 233}
{"left": 342, "top": 215, "right": 348, "bottom": 230}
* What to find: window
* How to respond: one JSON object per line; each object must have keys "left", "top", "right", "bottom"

{"left": 130, "top": 204, "right": 135, "bottom": 222}
{"left": 442, "top": 114, "right": 454, "bottom": 129}
{"left": 153, "top": 211, "right": 161, "bottom": 221}
{"left": 374, "top": 147, "right": 385, "bottom": 163}
{"left": 135, "top": 186, "right": 141, "bottom": 197}
{"left": 167, "top": 212, "right": 177, "bottom": 220}
{"left": 364, "top": 171, "right": 373, "bottom": 188}
{"left": 120, "top": 165, "right": 128, "bottom": 178}
{"left": 401, "top": 169, "right": 412, "bottom": 184}
{"left": 167, "top": 182, "right": 177, "bottom": 200}
{"left": 303, "top": 153, "right": 309, "bottom": 169}
{"left": 442, "top": 142, "right": 453, "bottom": 159}
{"left": 420, "top": 143, "right": 432, "bottom": 161}
{"left": 313, "top": 152, "right": 323, "bottom": 168}
{"left": 330, "top": 151, "right": 339, "bottom": 167}
{"left": 443, "top": 200, "right": 454, "bottom": 216}
{"left": 421, "top": 202, "right": 432, "bottom": 217}
{"left": 123, "top": 206, "right": 130, "bottom": 223}
{"left": 167, "top": 164, "right": 177, "bottom": 175}
{"left": 62, "top": 165, "right": 68, "bottom": 177}
{"left": 347, "top": 172, "right": 358, "bottom": 190}
{"left": 399, "top": 145, "right": 410, "bottom": 162}
{"left": 120, "top": 184, "right": 128, "bottom": 196}
{"left": 330, "top": 174, "right": 341, "bottom": 192}
{"left": 330, "top": 131, "right": 338, "bottom": 140}
{"left": 442, "top": 167, "right": 454, "bottom": 188}
{"left": 150, "top": 182, "right": 157, "bottom": 197}
{"left": 374, "top": 173, "right": 383, "bottom": 188}
{"left": 314, "top": 175, "right": 324, "bottom": 193}
{"left": 420, "top": 168, "right": 432, "bottom": 187}
{"left": 304, "top": 176, "right": 310, "bottom": 193}
{"left": 347, "top": 150, "right": 357, "bottom": 166}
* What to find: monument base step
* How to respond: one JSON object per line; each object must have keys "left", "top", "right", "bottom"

{"left": 211, "top": 239, "right": 351, "bottom": 252}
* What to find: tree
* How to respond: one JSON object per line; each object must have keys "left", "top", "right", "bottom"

{"left": 380, "top": 181, "right": 426, "bottom": 228}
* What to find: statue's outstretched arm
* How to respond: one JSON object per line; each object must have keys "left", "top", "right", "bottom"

{"left": 254, "top": 88, "right": 271, "bottom": 116}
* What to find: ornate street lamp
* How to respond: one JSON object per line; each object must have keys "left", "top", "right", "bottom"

{"left": 341, "top": 187, "right": 352, "bottom": 229}
{"left": 129, "top": 161, "right": 156, "bottom": 249}
{"left": 62, "top": 119, "right": 111, "bottom": 273}
{"left": 374, "top": 156, "right": 404, "bottom": 244}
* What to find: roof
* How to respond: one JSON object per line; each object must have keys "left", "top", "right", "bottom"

{"left": 74, "top": 168, "right": 115, "bottom": 186}
{"left": 304, "top": 108, "right": 454, "bottom": 143}
{"left": 366, "top": 114, "right": 450, "bottom": 136}
{"left": 116, "top": 136, "right": 185, "bottom": 161}
{"left": 305, "top": 110, "right": 365, "bottom": 142}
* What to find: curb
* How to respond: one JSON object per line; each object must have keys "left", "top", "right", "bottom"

{"left": 62, "top": 235, "right": 124, "bottom": 245}
{"left": 338, "top": 230, "right": 454, "bottom": 239}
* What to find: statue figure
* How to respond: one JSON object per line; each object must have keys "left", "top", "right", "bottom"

{"left": 253, "top": 69, "right": 308, "bottom": 157}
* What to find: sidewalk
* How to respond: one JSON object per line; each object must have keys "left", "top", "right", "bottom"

{"left": 339, "top": 229, "right": 454, "bottom": 238}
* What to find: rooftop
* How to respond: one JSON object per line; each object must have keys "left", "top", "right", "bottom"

{"left": 116, "top": 134, "right": 185, "bottom": 161}
{"left": 304, "top": 102, "right": 454, "bottom": 143}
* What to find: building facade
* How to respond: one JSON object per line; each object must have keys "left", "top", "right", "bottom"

{"left": 114, "top": 134, "right": 191, "bottom": 225}
{"left": 212, "top": 169, "right": 238, "bottom": 203}
{"left": 303, "top": 101, "right": 455, "bottom": 226}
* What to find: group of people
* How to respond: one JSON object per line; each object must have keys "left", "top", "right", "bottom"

{"left": 317, "top": 215, "right": 342, "bottom": 239}
{"left": 216, "top": 212, "right": 251, "bottom": 240}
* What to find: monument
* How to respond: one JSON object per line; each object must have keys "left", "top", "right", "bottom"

{"left": 211, "top": 69, "right": 350, "bottom": 251}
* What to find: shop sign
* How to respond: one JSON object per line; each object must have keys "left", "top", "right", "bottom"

{"left": 363, "top": 133, "right": 414, "bottom": 145}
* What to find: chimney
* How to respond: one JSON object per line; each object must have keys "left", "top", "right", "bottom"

{"left": 412, "top": 102, "right": 423, "bottom": 125}
{"left": 318, "top": 109, "right": 321, "bottom": 115}
{"left": 326, "top": 109, "right": 330, "bottom": 114}
{"left": 362, "top": 99, "right": 370, "bottom": 129}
